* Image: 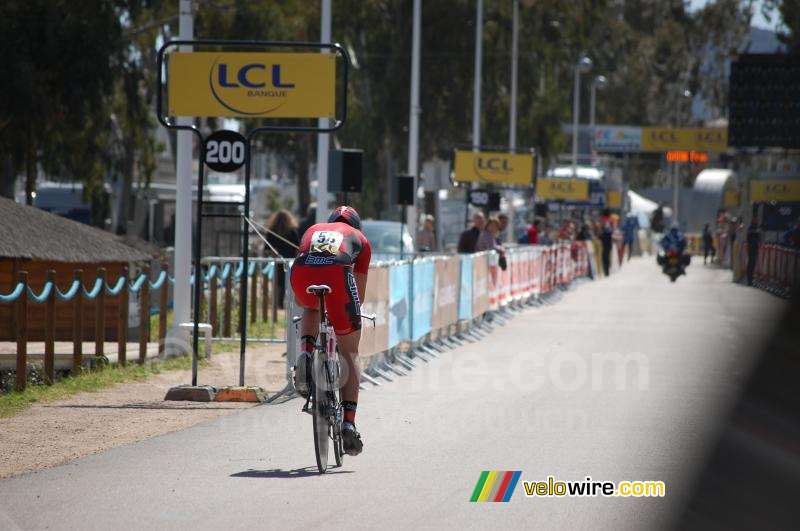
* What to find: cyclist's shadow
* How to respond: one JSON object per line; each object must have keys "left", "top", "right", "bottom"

{"left": 231, "top": 467, "right": 354, "bottom": 478}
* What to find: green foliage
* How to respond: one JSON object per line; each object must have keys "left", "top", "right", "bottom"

{"left": 0, "top": 0, "right": 764, "bottom": 211}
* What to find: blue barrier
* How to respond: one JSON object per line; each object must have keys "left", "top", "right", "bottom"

{"left": 459, "top": 255, "right": 473, "bottom": 321}
{"left": 0, "top": 282, "right": 25, "bottom": 303}
{"left": 105, "top": 276, "right": 127, "bottom": 296}
{"left": 55, "top": 280, "right": 81, "bottom": 301}
{"left": 389, "top": 263, "right": 412, "bottom": 346}
{"left": 411, "top": 260, "right": 434, "bottom": 341}
{"left": 28, "top": 282, "right": 53, "bottom": 303}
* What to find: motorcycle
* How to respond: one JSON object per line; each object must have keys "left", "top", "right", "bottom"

{"left": 657, "top": 249, "right": 690, "bottom": 282}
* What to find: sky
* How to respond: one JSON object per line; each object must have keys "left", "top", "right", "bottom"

{"left": 688, "top": 0, "right": 782, "bottom": 31}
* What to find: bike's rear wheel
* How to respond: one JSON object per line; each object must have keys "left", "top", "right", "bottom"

{"left": 312, "top": 354, "right": 330, "bottom": 474}
{"left": 331, "top": 355, "right": 343, "bottom": 468}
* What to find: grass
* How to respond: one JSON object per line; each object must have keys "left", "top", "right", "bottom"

{"left": 0, "top": 356, "right": 207, "bottom": 419}
{"left": 0, "top": 299, "right": 287, "bottom": 419}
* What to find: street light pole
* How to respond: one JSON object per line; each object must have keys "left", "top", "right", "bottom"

{"left": 169, "top": 0, "right": 194, "bottom": 354}
{"left": 509, "top": 0, "right": 518, "bottom": 151}
{"left": 571, "top": 57, "right": 592, "bottom": 178}
{"left": 407, "top": 0, "right": 421, "bottom": 245}
{"left": 672, "top": 88, "right": 692, "bottom": 229}
{"left": 472, "top": 0, "right": 483, "bottom": 149}
{"left": 589, "top": 75, "right": 606, "bottom": 164}
{"left": 315, "top": 0, "right": 332, "bottom": 223}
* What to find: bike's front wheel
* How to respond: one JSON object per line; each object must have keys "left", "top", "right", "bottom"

{"left": 312, "top": 354, "right": 330, "bottom": 474}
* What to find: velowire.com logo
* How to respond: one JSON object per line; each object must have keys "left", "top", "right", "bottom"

{"left": 469, "top": 471, "right": 522, "bottom": 502}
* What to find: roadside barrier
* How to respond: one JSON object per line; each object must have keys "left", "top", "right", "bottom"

{"left": 283, "top": 241, "right": 594, "bottom": 395}
{"left": 1, "top": 242, "right": 596, "bottom": 395}
{"left": 752, "top": 243, "right": 799, "bottom": 298}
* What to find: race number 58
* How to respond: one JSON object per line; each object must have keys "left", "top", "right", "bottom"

{"left": 204, "top": 130, "right": 247, "bottom": 172}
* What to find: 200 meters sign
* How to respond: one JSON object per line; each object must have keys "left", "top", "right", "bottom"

{"left": 204, "top": 130, "right": 247, "bottom": 172}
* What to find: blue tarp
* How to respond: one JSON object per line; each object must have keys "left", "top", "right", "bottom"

{"left": 458, "top": 255, "right": 473, "bottom": 321}
{"left": 389, "top": 263, "right": 411, "bottom": 346}
{"left": 411, "top": 260, "right": 434, "bottom": 340}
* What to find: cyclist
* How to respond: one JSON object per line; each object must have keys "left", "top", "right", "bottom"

{"left": 290, "top": 205, "right": 371, "bottom": 456}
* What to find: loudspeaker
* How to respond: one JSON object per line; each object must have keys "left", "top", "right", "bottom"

{"left": 396, "top": 174, "right": 415, "bottom": 206}
{"left": 534, "top": 203, "right": 548, "bottom": 218}
{"left": 328, "top": 149, "right": 363, "bottom": 193}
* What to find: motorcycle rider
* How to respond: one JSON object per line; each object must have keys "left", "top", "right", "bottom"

{"left": 659, "top": 225, "right": 689, "bottom": 276}
{"left": 661, "top": 225, "right": 688, "bottom": 254}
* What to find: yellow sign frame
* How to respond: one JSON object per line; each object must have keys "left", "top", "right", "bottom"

{"left": 168, "top": 51, "right": 336, "bottom": 118}
{"left": 750, "top": 180, "right": 800, "bottom": 202}
{"left": 641, "top": 127, "right": 728, "bottom": 152}
{"left": 453, "top": 150, "right": 534, "bottom": 186}
{"left": 536, "top": 178, "right": 590, "bottom": 202}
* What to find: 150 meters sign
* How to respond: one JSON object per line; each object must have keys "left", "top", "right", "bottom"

{"left": 168, "top": 52, "right": 336, "bottom": 118}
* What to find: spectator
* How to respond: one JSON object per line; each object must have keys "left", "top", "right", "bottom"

{"left": 539, "top": 222, "right": 554, "bottom": 245}
{"left": 417, "top": 214, "right": 437, "bottom": 252}
{"left": 497, "top": 213, "right": 510, "bottom": 244}
{"left": 622, "top": 214, "right": 639, "bottom": 261}
{"left": 264, "top": 209, "right": 300, "bottom": 309}
{"left": 477, "top": 217, "right": 507, "bottom": 269}
{"left": 782, "top": 218, "right": 800, "bottom": 249}
{"left": 746, "top": 218, "right": 760, "bottom": 286}
{"left": 527, "top": 219, "right": 541, "bottom": 244}
{"left": 576, "top": 222, "right": 592, "bottom": 241}
{"left": 702, "top": 223, "right": 716, "bottom": 264}
{"left": 651, "top": 204, "right": 665, "bottom": 233}
{"left": 297, "top": 202, "right": 316, "bottom": 240}
{"left": 457, "top": 212, "right": 486, "bottom": 253}
{"left": 600, "top": 222, "right": 613, "bottom": 276}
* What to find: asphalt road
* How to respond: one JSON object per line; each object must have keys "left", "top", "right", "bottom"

{"left": 0, "top": 257, "right": 785, "bottom": 530}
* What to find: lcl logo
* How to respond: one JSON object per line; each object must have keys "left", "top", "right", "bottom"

{"left": 696, "top": 130, "right": 724, "bottom": 143}
{"left": 549, "top": 181, "right": 574, "bottom": 192}
{"left": 765, "top": 183, "right": 789, "bottom": 194}
{"left": 477, "top": 157, "right": 513, "bottom": 173}
{"left": 650, "top": 130, "right": 678, "bottom": 143}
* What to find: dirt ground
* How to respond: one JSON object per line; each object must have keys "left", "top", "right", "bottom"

{"left": 0, "top": 343, "right": 291, "bottom": 479}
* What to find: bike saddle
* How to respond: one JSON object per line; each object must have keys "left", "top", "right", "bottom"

{"left": 306, "top": 284, "right": 332, "bottom": 295}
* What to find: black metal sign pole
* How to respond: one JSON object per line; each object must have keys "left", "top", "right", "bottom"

{"left": 238, "top": 140, "right": 252, "bottom": 387}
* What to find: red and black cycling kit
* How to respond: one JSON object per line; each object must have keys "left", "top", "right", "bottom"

{"left": 290, "top": 222, "right": 372, "bottom": 336}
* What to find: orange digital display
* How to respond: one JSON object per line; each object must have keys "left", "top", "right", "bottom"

{"left": 666, "top": 151, "right": 708, "bottom": 163}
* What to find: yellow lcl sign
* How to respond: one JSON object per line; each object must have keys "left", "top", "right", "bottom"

{"left": 750, "top": 180, "right": 800, "bottom": 202}
{"left": 454, "top": 150, "right": 534, "bottom": 186}
{"left": 641, "top": 128, "right": 727, "bottom": 152}
{"left": 536, "top": 178, "right": 589, "bottom": 201}
{"left": 168, "top": 52, "right": 336, "bottom": 118}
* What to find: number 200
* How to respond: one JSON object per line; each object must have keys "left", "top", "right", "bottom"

{"left": 206, "top": 140, "right": 245, "bottom": 164}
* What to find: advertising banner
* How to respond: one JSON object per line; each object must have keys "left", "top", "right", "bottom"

{"left": 388, "top": 263, "right": 411, "bottom": 346}
{"left": 750, "top": 180, "right": 800, "bottom": 202}
{"left": 454, "top": 150, "right": 534, "bottom": 186}
{"left": 536, "top": 178, "right": 590, "bottom": 202}
{"left": 594, "top": 126, "right": 642, "bottom": 152}
{"left": 360, "top": 264, "right": 389, "bottom": 356}
{"left": 472, "top": 253, "right": 490, "bottom": 316}
{"left": 433, "top": 256, "right": 460, "bottom": 330}
{"left": 458, "top": 255, "right": 473, "bottom": 321}
{"left": 411, "top": 260, "right": 434, "bottom": 341}
{"left": 168, "top": 52, "right": 336, "bottom": 118}
{"left": 640, "top": 127, "right": 727, "bottom": 152}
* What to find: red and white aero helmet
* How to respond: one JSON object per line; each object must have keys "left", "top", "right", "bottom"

{"left": 327, "top": 205, "right": 362, "bottom": 230}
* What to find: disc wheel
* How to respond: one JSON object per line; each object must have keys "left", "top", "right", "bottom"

{"left": 312, "top": 354, "right": 330, "bottom": 474}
